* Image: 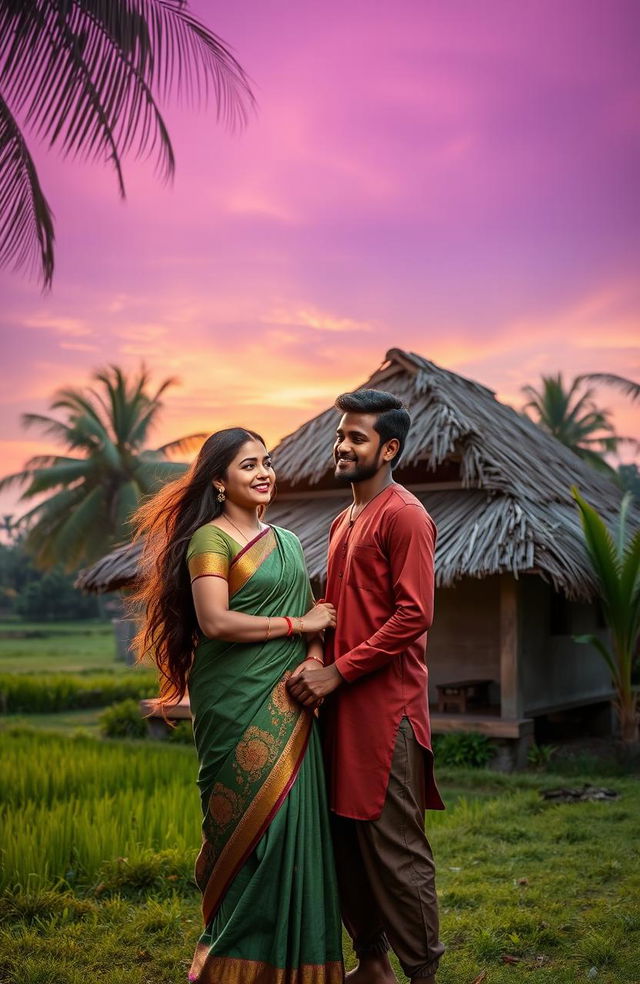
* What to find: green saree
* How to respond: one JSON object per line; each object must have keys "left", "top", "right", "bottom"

{"left": 185, "top": 523, "right": 344, "bottom": 984}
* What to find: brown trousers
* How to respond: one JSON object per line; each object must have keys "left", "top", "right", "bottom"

{"left": 330, "top": 718, "right": 445, "bottom": 980}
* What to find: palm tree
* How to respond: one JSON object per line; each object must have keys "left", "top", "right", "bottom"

{"left": 0, "top": 1, "right": 254, "bottom": 288}
{"left": 0, "top": 365, "right": 205, "bottom": 569}
{"left": 522, "top": 373, "right": 639, "bottom": 471}
{"left": 572, "top": 488, "right": 640, "bottom": 744}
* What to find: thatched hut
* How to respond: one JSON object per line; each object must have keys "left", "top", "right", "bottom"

{"left": 77, "top": 348, "right": 622, "bottom": 763}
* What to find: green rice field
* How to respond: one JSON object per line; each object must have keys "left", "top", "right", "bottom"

{"left": 0, "top": 619, "right": 153, "bottom": 675}
{"left": 1, "top": 726, "right": 639, "bottom": 984}
{"left": 0, "top": 620, "right": 638, "bottom": 982}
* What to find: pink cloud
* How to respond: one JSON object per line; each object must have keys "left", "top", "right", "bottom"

{"left": 1, "top": 0, "right": 638, "bottom": 520}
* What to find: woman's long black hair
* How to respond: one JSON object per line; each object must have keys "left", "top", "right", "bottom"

{"left": 130, "top": 427, "right": 266, "bottom": 709}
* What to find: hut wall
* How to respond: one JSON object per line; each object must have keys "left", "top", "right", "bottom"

{"left": 519, "top": 576, "right": 611, "bottom": 715}
{"left": 427, "top": 576, "right": 501, "bottom": 703}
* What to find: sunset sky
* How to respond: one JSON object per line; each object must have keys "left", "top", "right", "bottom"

{"left": 1, "top": 0, "right": 639, "bottom": 520}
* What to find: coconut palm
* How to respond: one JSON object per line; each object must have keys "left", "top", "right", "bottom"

{"left": 572, "top": 488, "right": 640, "bottom": 744}
{"left": 0, "top": 0, "right": 254, "bottom": 288}
{"left": 522, "top": 373, "right": 639, "bottom": 471}
{"left": 0, "top": 365, "right": 205, "bottom": 569}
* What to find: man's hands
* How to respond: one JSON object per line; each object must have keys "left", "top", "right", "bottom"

{"left": 286, "top": 660, "right": 343, "bottom": 707}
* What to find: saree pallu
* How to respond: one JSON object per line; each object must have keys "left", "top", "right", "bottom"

{"left": 186, "top": 524, "right": 343, "bottom": 984}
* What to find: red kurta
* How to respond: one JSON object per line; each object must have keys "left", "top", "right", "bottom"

{"left": 322, "top": 483, "right": 445, "bottom": 820}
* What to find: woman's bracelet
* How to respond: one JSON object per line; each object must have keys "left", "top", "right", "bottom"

{"left": 307, "top": 654, "right": 324, "bottom": 665}
{"left": 265, "top": 617, "right": 272, "bottom": 641}
{"left": 283, "top": 616, "right": 294, "bottom": 637}
{"left": 295, "top": 616, "right": 305, "bottom": 635}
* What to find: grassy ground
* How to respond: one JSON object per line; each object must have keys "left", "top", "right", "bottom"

{"left": 0, "top": 728, "right": 638, "bottom": 984}
{"left": 0, "top": 707, "right": 107, "bottom": 734}
{"left": 0, "top": 619, "right": 153, "bottom": 674}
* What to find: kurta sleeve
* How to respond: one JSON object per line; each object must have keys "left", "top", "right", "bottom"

{"left": 186, "top": 526, "right": 231, "bottom": 584}
{"left": 335, "top": 504, "right": 436, "bottom": 682}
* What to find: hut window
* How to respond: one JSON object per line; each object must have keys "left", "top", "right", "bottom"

{"left": 549, "top": 591, "right": 571, "bottom": 636}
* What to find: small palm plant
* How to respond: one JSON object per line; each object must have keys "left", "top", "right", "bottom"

{"left": 0, "top": 365, "right": 205, "bottom": 570}
{"left": 572, "top": 488, "right": 640, "bottom": 743}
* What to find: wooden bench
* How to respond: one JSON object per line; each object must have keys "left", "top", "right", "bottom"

{"left": 435, "top": 679, "right": 493, "bottom": 714}
{"left": 139, "top": 696, "right": 191, "bottom": 738}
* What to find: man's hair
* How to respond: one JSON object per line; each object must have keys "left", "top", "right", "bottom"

{"left": 335, "top": 389, "right": 411, "bottom": 468}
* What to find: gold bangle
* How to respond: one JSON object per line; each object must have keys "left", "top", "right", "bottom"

{"left": 308, "top": 654, "right": 324, "bottom": 665}
{"left": 265, "top": 617, "right": 272, "bottom": 641}
{"left": 295, "top": 617, "right": 305, "bottom": 635}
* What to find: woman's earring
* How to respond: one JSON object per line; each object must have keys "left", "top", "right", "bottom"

{"left": 216, "top": 488, "right": 226, "bottom": 502}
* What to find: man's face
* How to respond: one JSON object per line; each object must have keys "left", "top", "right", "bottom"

{"left": 334, "top": 412, "right": 386, "bottom": 484}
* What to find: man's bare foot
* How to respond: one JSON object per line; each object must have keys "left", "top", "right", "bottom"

{"left": 346, "top": 954, "right": 397, "bottom": 984}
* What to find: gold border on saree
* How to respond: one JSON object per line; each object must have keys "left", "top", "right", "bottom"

{"left": 201, "top": 708, "right": 311, "bottom": 925}
{"left": 228, "top": 528, "right": 277, "bottom": 597}
{"left": 189, "top": 951, "right": 344, "bottom": 984}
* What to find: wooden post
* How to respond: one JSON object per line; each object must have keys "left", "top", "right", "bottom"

{"left": 500, "top": 575, "right": 522, "bottom": 719}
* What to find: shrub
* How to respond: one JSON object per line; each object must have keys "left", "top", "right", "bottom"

{"left": 99, "top": 699, "right": 147, "bottom": 739}
{"left": 93, "top": 849, "right": 194, "bottom": 899}
{"left": 527, "top": 742, "right": 558, "bottom": 770}
{"left": 0, "top": 888, "right": 97, "bottom": 924}
{"left": 15, "top": 566, "right": 100, "bottom": 621}
{"left": 433, "top": 731, "right": 493, "bottom": 768}
{"left": 167, "top": 720, "right": 194, "bottom": 744}
{"left": 0, "top": 672, "right": 156, "bottom": 714}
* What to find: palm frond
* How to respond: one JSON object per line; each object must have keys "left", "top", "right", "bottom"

{"left": 126, "top": 401, "right": 162, "bottom": 449}
{"left": 119, "top": 0, "right": 255, "bottom": 124}
{"left": 573, "top": 449, "right": 617, "bottom": 475}
{"left": 20, "top": 484, "right": 84, "bottom": 521}
{"left": 22, "top": 459, "right": 95, "bottom": 495}
{"left": 1, "top": 0, "right": 171, "bottom": 193}
{"left": 20, "top": 413, "right": 79, "bottom": 444}
{"left": 616, "top": 492, "right": 633, "bottom": 559}
{"left": 50, "top": 387, "right": 107, "bottom": 429}
{"left": 619, "top": 522, "right": 640, "bottom": 635}
{"left": 576, "top": 373, "right": 640, "bottom": 402}
{"left": 0, "top": 90, "right": 54, "bottom": 287}
{"left": 155, "top": 432, "right": 207, "bottom": 456}
{"left": 149, "top": 372, "right": 180, "bottom": 403}
{"left": 44, "top": 484, "right": 107, "bottom": 569}
{"left": 563, "top": 390, "right": 602, "bottom": 427}
{"left": 572, "top": 487, "right": 622, "bottom": 623}
{"left": 133, "top": 458, "right": 187, "bottom": 493}
{"left": 573, "top": 632, "right": 619, "bottom": 682}
{"left": 20, "top": 454, "right": 83, "bottom": 468}
{"left": 111, "top": 479, "right": 140, "bottom": 538}
{"left": 0, "top": 469, "right": 34, "bottom": 493}
{"left": 0, "top": 0, "right": 254, "bottom": 287}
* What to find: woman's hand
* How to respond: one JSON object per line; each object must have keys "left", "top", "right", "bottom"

{"left": 300, "top": 602, "right": 336, "bottom": 633}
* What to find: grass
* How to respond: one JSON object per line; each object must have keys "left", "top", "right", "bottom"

{"left": 0, "top": 671, "right": 157, "bottom": 713}
{"left": 0, "top": 729, "right": 639, "bottom": 983}
{"left": 0, "top": 707, "right": 106, "bottom": 734}
{"left": 0, "top": 619, "right": 153, "bottom": 675}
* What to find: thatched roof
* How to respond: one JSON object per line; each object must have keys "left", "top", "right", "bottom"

{"left": 76, "top": 348, "right": 626, "bottom": 600}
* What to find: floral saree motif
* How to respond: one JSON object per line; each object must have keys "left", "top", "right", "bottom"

{"left": 185, "top": 523, "right": 343, "bottom": 984}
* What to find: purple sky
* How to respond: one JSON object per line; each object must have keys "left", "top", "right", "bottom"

{"left": 1, "top": 0, "right": 638, "bottom": 518}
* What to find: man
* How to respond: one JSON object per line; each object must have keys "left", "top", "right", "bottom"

{"left": 288, "top": 389, "right": 445, "bottom": 984}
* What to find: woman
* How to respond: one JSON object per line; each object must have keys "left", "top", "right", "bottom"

{"left": 132, "top": 428, "right": 344, "bottom": 984}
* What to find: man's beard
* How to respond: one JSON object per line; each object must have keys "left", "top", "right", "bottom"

{"left": 334, "top": 451, "right": 383, "bottom": 484}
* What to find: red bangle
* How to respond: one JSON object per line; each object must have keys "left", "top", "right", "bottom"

{"left": 283, "top": 616, "right": 294, "bottom": 637}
